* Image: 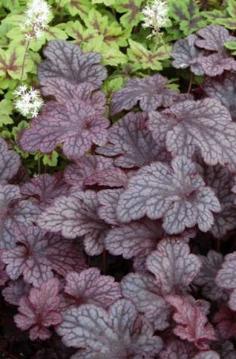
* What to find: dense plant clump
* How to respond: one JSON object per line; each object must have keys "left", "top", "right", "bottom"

{"left": 2, "top": 0, "right": 236, "bottom": 358}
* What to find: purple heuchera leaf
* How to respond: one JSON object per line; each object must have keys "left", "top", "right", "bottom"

{"left": 172, "top": 34, "right": 204, "bottom": 75}
{"left": 203, "top": 74, "right": 236, "bottom": 121}
{"left": 117, "top": 156, "right": 221, "bottom": 234}
{"left": 19, "top": 86, "right": 109, "bottom": 160}
{"left": 97, "top": 112, "right": 163, "bottom": 168}
{"left": 98, "top": 189, "right": 123, "bottom": 225}
{"left": 38, "top": 190, "right": 109, "bottom": 256}
{"left": 166, "top": 295, "right": 216, "bottom": 350}
{"left": 213, "top": 306, "right": 236, "bottom": 340}
{"left": 195, "top": 26, "right": 236, "bottom": 76}
{"left": 198, "top": 53, "right": 236, "bottom": 77}
{"left": 64, "top": 268, "right": 121, "bottom": 308}
{"left": 105, "top": 219, "right": 163, "bottom": 259}
{"left": 216, "top": 252, "right": 236, "bottom": 311}
{"left": 148, "top": 98, "right": 236, "bottom": 169}
{"left": 111, "top": 74, "right": 189, "bottom": 114}
{"left": 196, "top": 25, "right": 236, "bottom": 52}
{"left": 14, "top": 278, "right": 62, "bottom": 340}
{"left": 57, "top": 299, "right": 163, "bottom": 358}
{"left": 65, "top": 155, "right": 127, "bottom": 189}
{"left": 1, "top": 226, "right": 86, "bottom": 287}
{"left": 2, "top": 279, "right": 30, "bottom": 305}
{"left": 0, "top": 138, "right": 20, "bottom": 184}
{"left": 146, "top": 237, "right": 201, "bottom": 294}
{"left": 0, "top": 254, "right": 8, "bottom": 286}
{"left": 21, "top": 173, "right": 70, "bottom": 209}
{"left": 193, "top": 351, "right": 220, "bottom": 359}
{"left": 204, "top": 165, "right": 236, "bottom": 238}
{"left": 0, "top": 184, "right": 40, "bottom": 249}
{"left": 121, "top": 273, "right": 170, "bottom": 330}
{"left": 194, "top": 250, "right": 227, "bottom": 301}
{"left": 159, "top": 339, "right": 196, "bottom": 359}
{"left": 38, "top": 40, "right": 107, "bottom": 91}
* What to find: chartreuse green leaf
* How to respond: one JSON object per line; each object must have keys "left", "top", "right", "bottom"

{"left": 127, "top": 40, "right": 171, "bottom": 71}
{"left": 168, "top": 0, "right": 207, "bottom": 35}
{"left": 225, "top": 40, "right": 236, "bottom": 54}
{"left": 0, "top": 46, "right": 34, "bottom": 80}
{"left": 83, "top": 9, "right": 128, "bottom": 47}
{"left": 203, "top": 0, "right": 236, "bottom": 29}
{"left": 114, "top": 0, "right": 144, "bottom": 29}
{"left": 92, "top": 0, "right": 116, "bottom": 5}
{"left": 0, "top": 99, "right": 14, "bottom": 127}
{"left": 63, "top": 0, "right": 92, "bottom": 17}
{"left": 7, "top": 25, "right": 67, "bottom": 52}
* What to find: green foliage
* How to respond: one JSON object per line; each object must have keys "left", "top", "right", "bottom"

{"left": 0, "top": 0, "right": 230, "bottom": 173}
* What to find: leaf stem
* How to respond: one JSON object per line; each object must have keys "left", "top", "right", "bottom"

{"left": 20, "top": 39, "right": 30, "bottom": 81}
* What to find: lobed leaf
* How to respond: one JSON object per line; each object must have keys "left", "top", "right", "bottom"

{"left": 38, "top": 40, "right": 107, "bottom": 92}
{"left": 117, "top": 156, "right": 221, "bottom": 234}
{"left": 38, "top": 191, "right": 109, "bottom": 256}
{"left": 146, "top": 237, "right": 201, "bottom": 294}
{"left": 97, "top": 112, "right": 165, "bottom": 168}
{"left": 148, "top": 98, "right": 236, "bottom": 169}
{"left": 57, "top": 299, "right": 163, "bottom": 358}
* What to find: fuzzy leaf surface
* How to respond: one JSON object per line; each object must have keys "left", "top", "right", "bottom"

{"left": 38, "top": 191, "right": 109, "bottom": 255}
{"left": 0, "top": 138, "right": 20, "bottom": 184}
{"left": 172, "top": 34, "right": 204, "bottom": 75}
{"left": 64, "top": 268, "right": 121, "bottom": 308}
{"left": 14, "top": 278, "right": 62, "bottom": 341}
{"left": 146, "top": 237, "right": 201, "bottom": 294}
{"left": 38, "top": 40, "right": 107, "bottom": 91}
{"left": 57, "top": 299, "right": 163, "bottom": 358}
{"left": 65, "top": 155, "right": 127, "bottom": 189}
{"left": 2, "top": 226, "right": 86, "bottom": 287}
{"left": 148, "top": 98, "right": 236, "bottom": 168}
{"left": 97, "top": 112, "right": 162, "bottom": 168}
{"left": 117, "top": 156, "right": 221, "bottom": 234}
{"left": 19, "top": 88, "right": 109, "bottom": 160}
{"left": 111, "top": 74, "right": 187, "bottom": 114}
{"left": 121, "top": 273, "right": 170, "bottom": 330}
{"left": 167, "top": 295, "right": 216, "bottom": 349}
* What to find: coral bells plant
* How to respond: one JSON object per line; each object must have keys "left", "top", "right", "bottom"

{"left": 2, "top": 23, "right": 236, "bottom": 357}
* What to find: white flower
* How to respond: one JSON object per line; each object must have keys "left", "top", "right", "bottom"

{"left": 14, "top": 85, "right": 44, "bottom": 118}
{"left": 22, "top": 0, "right": 51, "bottom": 40}
{"left": 142, "top": 0, "right": 169, "bottom": 35}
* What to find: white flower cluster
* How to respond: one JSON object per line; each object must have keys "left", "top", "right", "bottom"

{"left": 23, "top": 0, "right": 51, "bottom": 40}
{"left": 142, "top": 0, "right": 169, "bottom": 35}
{"left": 14, "top": 85, "right": 44, "bottom": 118}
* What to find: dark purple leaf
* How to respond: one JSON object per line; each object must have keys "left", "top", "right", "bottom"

{"left": 148, "top": 98, "right": 236, "bottom": 169}
{"left": 0, "top": 184, "right": 40, "bottom": 249}
{"left": 0, "top": 138, "right": 20, "bottom": 184}
{"left": 203, "top": 74, "right": 236, "bottom": 121}
{"left": 14, "top": 278, "right": 62, "bottom": 340}
{"left": 38, "top": 191, "right": 109, "bottom": 255}
{"left": 65, "top": 155, "right": 127, "bottom": 189}
{"left": 21, "top": 173, "right": 70, "bottom": 209}
{"left": 111, "top": 74, "right": 189, "bottom": 114}
{"left": 19, "top": 87, "right": 109, "bottom": 160}
{"left": 194, "top": 251, "right": 227, "bottom": 301}
{"left": 97, "top": 112, "right": 164, "bottom": 168}
{"left": 117, "top": 156, "right": 221, "bottom": 234}
{"left": 1, "top": 226, "right": 87, "bottom": 287}
{"left": 196, "top": 25, "right": 236, "bottom": 52}
{"left": 38, "top": 40, "right": 107, "bottom": 91}
{"left": 64, "top": 268, "right": 121, "bottom": 308}
{"left": 172, "top": 34, "right": 204, "bottom": 75}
